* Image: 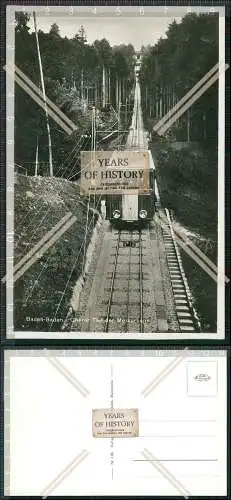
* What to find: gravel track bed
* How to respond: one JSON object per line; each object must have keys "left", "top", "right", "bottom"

{"left": 71, "top": 220, "right": 182, "bottom": 333}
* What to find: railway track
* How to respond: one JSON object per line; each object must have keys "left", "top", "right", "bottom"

{"left": 104, "top": 229, "right": 145, "bottom": 333}
{"left": 70, "top": 76, "right": 201, "bottom": 335}
{"left": 72, "top": 218, "right": 200, "bottom": 334}
{"left": 159, "top": 209, "right": 201, "bottom": 332}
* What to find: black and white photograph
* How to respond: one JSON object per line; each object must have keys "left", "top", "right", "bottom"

{"left": 5, "top": 5, "right": 226, "bottom": 339}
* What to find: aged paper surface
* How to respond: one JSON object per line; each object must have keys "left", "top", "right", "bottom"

{"left": 4, "top": 350, "right": 227, "bottom": 496}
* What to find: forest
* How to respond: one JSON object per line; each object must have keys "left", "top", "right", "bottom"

{"left": 15, "top": 12, "right": 136, "bottom": 178}
{"left": 139, "top": 13, "right": 219, "bottom": 331}
{"left": 140, "top": 12, "right": 219, "bottom": 144}
{"left": 14, "top": 12, "right": 219, "bottom": 179}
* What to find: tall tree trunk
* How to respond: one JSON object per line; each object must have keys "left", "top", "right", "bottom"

{"left": 86, "top": 87, "right": 89, "bottom": 106}
{"left": 122, "top": 79, "right": 125, "bottom": 104}
{"left": 118, "top": 100, "right": 121, "bottom": 141}
{"left": 108, "top": 68, "right": 111, "bottom": 104}
{"left": 102, "top": 65, "right": 106, "bottom": 107}
{"left": 34, "top": 136, "right": 39, "bottom": 176}
{"left": 119, "top": 79, "right": 121, "bottom": 107}
{"left": 187, "top": 109, "right": 191, "bottom": 142}
{"left": 155, "top": 87, "right": 158, "bottom": 117}
{"left": 162, "top": 87, "right": 164, "bottom": 116}
{"left": 81, "top": 68, "right": 84, "bottom": 103}
{"left": 173, "top": 89, "right": 177, "bottom": 106}
{"left": 116, "top": 77, "right": 119, "bottom": 109}
{"left": 159, "top": 84, "right": 163, "bottom": 118}
{"left": 169, "top": 85, "right": 172, "bottom": 110}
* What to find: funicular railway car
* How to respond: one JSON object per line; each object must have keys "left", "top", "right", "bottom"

{"left": 105, "top": 150, "right": 156, "bottom": 224}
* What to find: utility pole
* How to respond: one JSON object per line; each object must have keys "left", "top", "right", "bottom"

{"left": 102, "top": 65, "right": 106, "bottom": 107}
{"left": 35, "top": 135, "right": 39, "bottom": 176}
{"left": 125, "top": 97, "right": 128, "bottom": 126}
{"left": 118, "top": 101, "right": 121, "bottom": 144}
{"left": 91, "top": 106, "right": 96, "bottom": 151}
{"left": 33, "top": 11, "right": 53, "bottom": 177}
{"left": 108, "top": 68, "right": 111, "bottom": 104}
{"left": 81, "top": 68, "right": 84, "bottom": 105}
{"left": 91, "top": 106, "right": 96, "bottom": 208}
{"left": 187, "top": 109, "right": 191, "bottom": 142}
{"left": 145, "top": 87, "right": 148, "bottom": 114}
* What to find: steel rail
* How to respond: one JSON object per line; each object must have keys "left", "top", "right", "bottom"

{"left": 125, "top": 231, "right": 133, "bottom": 332}
{"left": 164, "top": 208, "right": 201, "bottom": 332}
{"left": 139, "top": 229, "right": 144, "bottom": 333}
{"left": 104, "top": 230, "right": 121, "bottom": 332}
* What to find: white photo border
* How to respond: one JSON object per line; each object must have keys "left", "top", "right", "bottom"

{"left": 6, "top": 4, "right": 226, "bottom": 339}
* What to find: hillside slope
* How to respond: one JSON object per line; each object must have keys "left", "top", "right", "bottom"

{"left": 14, "top": 174, "right": 98, "bottom": 331}
{"left": 152, "top": 139, "right": 217, "bottom": 332}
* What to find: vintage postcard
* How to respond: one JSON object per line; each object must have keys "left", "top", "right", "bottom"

{"left": 4, "top": 349, "right": 227, "bottom": 496}
{"left": 5, "top": 5, "right": 227, "bottom": 339}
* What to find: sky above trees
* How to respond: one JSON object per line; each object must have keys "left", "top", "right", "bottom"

{"left": 27, "top": 15, "right": 182, "bottom": 50}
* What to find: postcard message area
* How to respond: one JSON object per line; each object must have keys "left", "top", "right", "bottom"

{"left": 80, "top": 150, "right": 149, "bottom": 194}
{"left": 4, "top": 350, "right": 227, "bottom": 497}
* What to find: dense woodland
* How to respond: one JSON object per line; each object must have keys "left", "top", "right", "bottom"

{"left": 140, "top": 13, "right": 218, "bottom": 143}
{"left": 138, "top": 13, "right": 219, "bottom": 331}
{"left": 15, "top": 12, "right": 135, "bottom": 177}
{"left": 15, "top": 12, "right": 219, "bottom": 175}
